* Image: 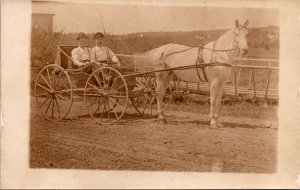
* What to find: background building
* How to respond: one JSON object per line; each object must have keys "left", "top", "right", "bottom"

{"left": 32, "top": 13, "right": 55, "bottom": 32}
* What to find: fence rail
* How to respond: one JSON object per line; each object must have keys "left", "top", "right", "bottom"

{"left": 115, "top": 54, "right": 279, "bottom": 102}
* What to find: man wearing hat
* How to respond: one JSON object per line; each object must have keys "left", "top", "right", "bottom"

{"left": 91, "top": 32, "right": 120, "bottom": 67}
{"left": 71, "top": 32, "right": 94, "bottom": 73}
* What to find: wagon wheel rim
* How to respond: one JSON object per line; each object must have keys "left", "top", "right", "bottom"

{"left": 131, "top": 76, "right": 171, "bottom": 116}
{"left": 84, "top": 67, "right": 128, "bottom": 125}
{"left": 35, "top": 64, "right": 73, "bottom": 121}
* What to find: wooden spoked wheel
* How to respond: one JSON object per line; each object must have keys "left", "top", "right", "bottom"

{"left": 84, "top": 67, "right": 129, "bottom": 125}
{"left": 131, "top": 76, "right": 172, "bottom": 116}
{"left": 35, "top": 64, "right": 73, "bottom": 121}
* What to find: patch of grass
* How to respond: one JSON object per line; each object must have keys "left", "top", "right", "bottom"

{"left": 169, "top": 94, "right": 278, "bottom": 121}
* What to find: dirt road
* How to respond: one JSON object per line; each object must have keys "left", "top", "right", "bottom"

{"left": 30, "top": 97, "right": 277, "bottom": 173}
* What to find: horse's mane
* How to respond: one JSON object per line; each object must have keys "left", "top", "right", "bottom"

{"left": 213, "top": 28, "right": 235, "bottom": 50}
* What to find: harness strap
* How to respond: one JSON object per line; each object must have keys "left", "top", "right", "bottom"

{"left": 160, "top": 44, "right": 175, "bottom": 63}
{"left": 209, "top": 41, "right": 217, "bottom": 63}
{"left": 195, "top": 47, "right": 208, "bottom": 82}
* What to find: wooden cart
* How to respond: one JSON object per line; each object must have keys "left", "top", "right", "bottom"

{"left": 34, "top": 46, "right": 171, "bottom": 124}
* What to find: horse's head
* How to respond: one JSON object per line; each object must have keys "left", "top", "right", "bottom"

{"left": 234, "top": 19, "right": 249, "bottom": 55}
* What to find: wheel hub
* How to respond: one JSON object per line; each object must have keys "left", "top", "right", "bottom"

{"left": 102, "top": 91, "right": 109, "bottom": 96}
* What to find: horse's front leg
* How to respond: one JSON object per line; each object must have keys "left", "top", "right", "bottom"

{"left": 215, "top": 80, "right": 227, "bottom": 127}
{"left": 209, "top": 79, "right": 220, "bottom": 128}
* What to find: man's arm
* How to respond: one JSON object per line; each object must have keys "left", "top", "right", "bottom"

{"left": 90, "top": 47, "right": 96, "bottom": 62}
{"left": 71, "top": 48, "right": 84, "bottom": 67}
{"left": 107, "top": 48, "right": 120, "bottom": 66}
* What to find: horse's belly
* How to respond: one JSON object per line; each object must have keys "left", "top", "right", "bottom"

{"left": 173, "top": 68, "right": 204, "bottom": 83}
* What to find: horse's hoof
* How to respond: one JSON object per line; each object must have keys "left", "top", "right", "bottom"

{"left": 210, "top": 123, "right": 218, "bottom": 129}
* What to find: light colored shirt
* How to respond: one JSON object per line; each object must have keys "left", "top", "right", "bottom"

{"left": 91, "top": 46, "right": 119, "bottom": 64}
{"left": 71, "top": 46, "right": 92, "bottom": 67}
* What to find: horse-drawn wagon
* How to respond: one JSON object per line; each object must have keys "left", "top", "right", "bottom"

{"left": 34, "top": 46, "right": 171, "bottom": 125}
{"left": 35, "top": 20, "right": 257, "bottom": 128}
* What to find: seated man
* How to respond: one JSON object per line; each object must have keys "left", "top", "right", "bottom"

{"left": 71, "top": 32, "right": 94, "bottom": 73}
{"left": 91, "top": 32, "right": 121, "bottom": 67}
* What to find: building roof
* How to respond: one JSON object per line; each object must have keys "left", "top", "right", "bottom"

{"left": 32, "top": 13, "right": 55, "bottom": 16}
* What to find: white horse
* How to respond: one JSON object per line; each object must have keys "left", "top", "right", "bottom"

{"left": 151, "top": 19, "right": 249, "bottom": 128}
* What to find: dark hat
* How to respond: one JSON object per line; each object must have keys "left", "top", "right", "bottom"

{"left": 77, "top": 32, "right": 87, "bottom": 40}
{"left": 94, "top": 32, "right": 104, "bottom": 39}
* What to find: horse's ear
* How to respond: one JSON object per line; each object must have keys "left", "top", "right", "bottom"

{"left": 244, "top": 19, "right": 249, "bottom": 27}
{"left": 235, "top": 19, "right": 239, "bottom": 28}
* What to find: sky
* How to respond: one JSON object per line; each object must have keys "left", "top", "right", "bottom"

{"left": 32, "top": 1, "right": 279, "bottom": 34}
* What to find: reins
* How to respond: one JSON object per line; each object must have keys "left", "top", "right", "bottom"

{"left": 159, "top": 43, "right": 237, "bottom": 82}
{"left": 161, "top": 45, "right": 240, "bottom": 60}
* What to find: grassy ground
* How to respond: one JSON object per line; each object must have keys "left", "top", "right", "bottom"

{"left": 169, "top": 94, "right": 278, "bottom": 121}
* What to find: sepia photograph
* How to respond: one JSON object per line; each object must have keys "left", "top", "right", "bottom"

{"left": 1, "top": 0, "right": 300, "bottom": 189}
{"left": 30, "top": 0, "right": 279, "bottom": 172}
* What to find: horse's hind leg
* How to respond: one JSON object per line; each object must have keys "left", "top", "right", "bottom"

{"left": 156, "top": 71, "right": 173, "bottom": 121}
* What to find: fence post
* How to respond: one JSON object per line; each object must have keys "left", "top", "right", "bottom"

{"left": 248, "top": 60, "right": 254, "bottom": 89}
{"left": 251, "top": 68, "right": 256, "bottom": 98}
{"left": 264, "top": 69, "right": 271, "bottom": 99}
{"left": 134, "top": 57, "right": 137, "bottom": 72}
{"left": 237, "top": 67, "right": 241, "bottom": 86}
{"left": 234, "top": 67, "right": 238, "bottom": 96}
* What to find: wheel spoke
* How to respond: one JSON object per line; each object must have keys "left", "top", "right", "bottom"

{"left": 93, "top": 98, "right": 105, "bottom": 115}
{"left": 56, "top": 76, "right": 68, "bottom": 90}
{"left": 44, "top": 97, "right": 53, "bottom": 116}
{"left": 53, "top": 70, "right": 62, "bottom": 90}
{"left": 108, "top": 97, "right": 125, "bottom": 110}
{"left": 93, "top": 73, "right": 104, "bottom": 89}
{"left": 38, "top": 94, "right": 52, "bottom": 108}
{"left": 110, "top": 76, "right": 121, "bottom": 89}
{"left": 111, "top": 83, "right": 125, "bottom": 92}
{"left": 56, "top": 93, "right": 71, "bottom": 102}
{"left": 40, "top": 74, "right": 52, "bottom": 90}
{"left": 137, "top": 79, "right": 146, "bottom": 88}
{"left": 141, "top": 98, "right": 147, "bottom": 114}
{"left": 109, "top": 100, "right": 120, "bottom": 119}
{"left": 106, "top": 68, "right": 112, "bottom": 80}
{"left": 88, "top": 82, "right": 102, "bottom": 92}
{"left": 36, "top": 83, "right": 51, "bottom": 93}
{"left": 54, "top": 98, "right": 61, "bottom": 118}
{"left": 51, "top": 70, "right": 56, "bottom": 91}
{"left": 51, "top": 96, "right": 55, "bottom": 119}
{"left": 101, "top": 69, "right": 107, "bottom": 87}
{"left": 135, "top": 96, "right": 144, "bottom": 107}
{"left": 46, "top": 68, "right": 53, "bottom": 88}
{"left": 36, "top": 92, "right": 50, "bottom": 97}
